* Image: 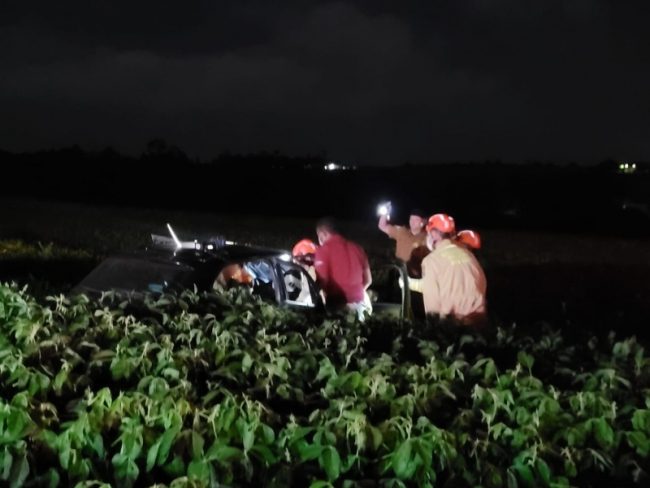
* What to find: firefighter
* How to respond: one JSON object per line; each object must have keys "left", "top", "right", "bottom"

{"left": 292, "top": 238, "right": 318, "bottom": 280}
{"left": 214, "top": 263, "right": 253, "bottom": 289}
{"left": 455, "top": 229, "right": 482, "bottom": 251}
{"left": 407, "top": 214, "right": 487, "bottom": 327}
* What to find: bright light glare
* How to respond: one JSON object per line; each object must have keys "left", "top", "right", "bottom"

{"left": 377, "top": 201, "right": 391, "bottom": 217}
{"left": 166, "top": 223, "right": 182, "bottom": 250}
{"left": 280, "top": 253, "right": 292, "bottom": 262}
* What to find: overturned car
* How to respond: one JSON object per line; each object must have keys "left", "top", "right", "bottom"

{"left": 73, "top": 226, "right": 409, "bottom": 317}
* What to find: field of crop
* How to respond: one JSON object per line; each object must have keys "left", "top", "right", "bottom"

{"left": 0, "top": 197, "right": 649, "bottom": 486}
{"left": 0, "top": 283, "right": 649, "bottom": 487}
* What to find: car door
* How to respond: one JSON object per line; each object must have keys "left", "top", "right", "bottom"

{"left": 367, "top": 262, "right": 409, "bottom": 320}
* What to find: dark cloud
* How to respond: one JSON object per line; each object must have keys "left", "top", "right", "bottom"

{"left": 1, "top": 1, "right": 648, "bottom": 163}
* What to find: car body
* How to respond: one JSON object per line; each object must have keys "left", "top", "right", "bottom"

{"left": 73, "top": 233, "right": 409, "bottom": 317}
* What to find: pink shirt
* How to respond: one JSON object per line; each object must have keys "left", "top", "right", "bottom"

{"left": 314, "top": 234, "right": 369, "bottom": 306}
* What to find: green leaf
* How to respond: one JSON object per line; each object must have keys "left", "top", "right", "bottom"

{"left": 319, "top": 446, "right": 341, "bottom": 482}
{"left": 2, "top": 448, "right": 13, "bottom": 480}
{"left": 593, "top": 418, "right": 614, "bottom": 449}
{"left": 59, "top": 442, "right": 71, "bottom": 470}
{"left": 563, "top": 458, "right": 577, "bottom": 478}
{"left": 392, "top": 440, "right": 416, "bottom": 480}
{"left": 632, "top": 409, "right": 650, "bottom": 432}
{"left": 205, "top": 443, "right": 243, "bottom": 463}
{"left": 125, "top": 460, "right": 139, "bottom": 482}
{"left": 310, "top": 481, "right": 333, "bottom": 488}
{"left": 91, "top": 433, "right": 105, "bottom": 458}
{"left": 513, "top": 461, "right": 535, "bottom": 488}
{"left": 156, "top": 428, "right": 178, "bottom": 466}
{"left": 242, "top": 427, "right": 255, "bottom": 452}
{"left": 536, "top": 458, "right": 551, "bottom": 486}
{"left": 297, "top": 442, "right": 323, "bottom": 462}
{"left": 507, "top": 469, "right": 518, "bottom": 488}
{"left": 146, "top": 440, "right": 161, "bottom": 472}
{"left": 46, "top": 468, "right": 60, "bottom": 488}
{"left": 484, "top": 359, "right": 497, "bottom": 381}
{"left": 517, "top": 351, "right": 535, "bottom": 370}
{"left": 242, "top": 353, "right": 253, "bottom": 373}
{"left": 627, "top": 431, "right": 650, "bottom": 456}
{"left": 162, "top": 456, "right": 185, "bottom": 478}
{"left": 192, "top": 431, "right": 205, "bottom": 459}
{"left": 261, "top": 424, "right": 275, "bottom": 444}
{"left": 188, "top": 460, "right": 210, "bottom": 482}
{"left": 162, "top": 367, "right": 180, "bottom": 380}
{"left": 251, "top": 445, "right": 276, "bottom": 465}
{"left": 9, "top": 454, "right": 29, "bottom": 488}
{"left": 485, "top": 463, "right": 503, "bottom": 488}
{"left": 368, "top": 426, "right": 383, "bottom": 451}
{"left": 11, "top": 393, "right": 29, "bottom": 410}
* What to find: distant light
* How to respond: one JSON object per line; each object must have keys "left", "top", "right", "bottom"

{"left": 225, "top": 240, "right": 235, "bottom": 245}
{"left": 207, "top": 244, "right": 214, "bottom": 250}
{"left": 279, "top": 253, "right": 291, "bottom": 262}
{"left": 323, "top": 161, "right": 356, "bottom": 171}
{"left": 632, "top": 163, "right": 637, "bottom": 169}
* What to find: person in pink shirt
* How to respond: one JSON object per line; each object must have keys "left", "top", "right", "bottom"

{"left": 314, "top": 218, "right": 372, "bottom": 318}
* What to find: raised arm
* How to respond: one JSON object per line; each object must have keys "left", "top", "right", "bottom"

{"left": 378, "top": 214, "right": 392, "bottom": 234}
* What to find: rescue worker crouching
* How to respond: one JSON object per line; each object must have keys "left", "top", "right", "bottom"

{"left": 292, "top": 238, "right": 318, "bottom": 281}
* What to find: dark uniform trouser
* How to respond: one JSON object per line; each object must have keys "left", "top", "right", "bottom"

{"left": 398, "top": 261, "right": 426, "bottom": 321}
{"left": 410, "top": 292, "right": 426, "bottom": 320}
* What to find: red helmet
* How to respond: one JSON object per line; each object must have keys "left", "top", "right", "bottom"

{"left": 456, "top": 230, "right": 481, "bottom": 250}
{"left": 426, "top": 214, "right": 456, "bottom": 234}
{"left": 292, "top": 239, "right": 318, "bottom": 257}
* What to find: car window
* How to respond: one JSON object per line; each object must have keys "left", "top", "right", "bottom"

{"left": 77, "top": 257, "right": 194, "bottom": 294}
{"left": 244, "top": 259, "right": 278, "bottom": 302}
{"left": 277, "top": 261, "right": 317, "bottom": 307}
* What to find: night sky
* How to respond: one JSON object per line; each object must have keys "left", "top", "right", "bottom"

{"left": 2, "top": 1, "right": 649, "bottom": 164}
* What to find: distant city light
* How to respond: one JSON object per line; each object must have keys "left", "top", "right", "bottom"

{"left": 323, "top": 161, "right": 356, "bottom": 171}
{"left": 618, "top": 162, "right": 638, "bottom": 174}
